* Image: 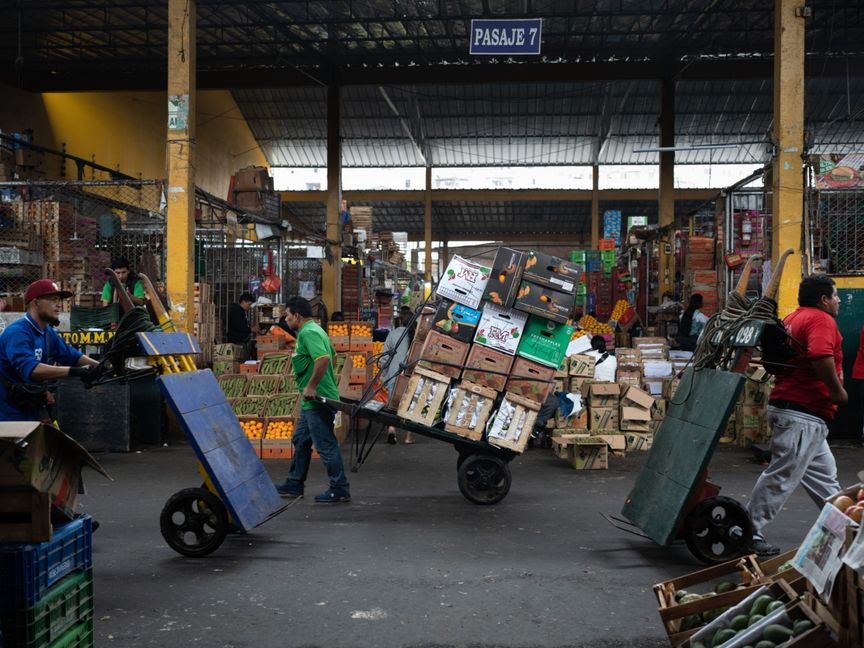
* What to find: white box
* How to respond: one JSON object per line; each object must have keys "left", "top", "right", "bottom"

{"left": 436, "top": 255, "right": 492, "bottom": 309}
{"left": 643, "top": 360, "right": 673, "bottom": 378}
{"left": 473, "top": 303, "right": 529, "bottom": 356}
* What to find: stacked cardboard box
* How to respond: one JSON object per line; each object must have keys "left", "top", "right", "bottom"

{"left": 395, "top": 247, "right": 578, "bottom": 453}
{"left": 684, "top": 236, "right": 719, "bottom": 316}
{"left": 734, "top": 365, "right": 773, "bottom": 447}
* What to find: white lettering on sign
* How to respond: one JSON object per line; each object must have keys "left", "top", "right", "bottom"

{"left": 469, "top": 19, "right": 542, "bottom": 56}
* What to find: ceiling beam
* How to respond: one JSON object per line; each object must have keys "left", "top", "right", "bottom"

{"left": 280, "top": 188, "right": 719, "bottom": 203}
{"left": 7, "top": 57, "right": 864, "bottom": 92}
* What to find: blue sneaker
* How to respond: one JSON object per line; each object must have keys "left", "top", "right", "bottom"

{"left": 275, "top": 482, "right": 303, "bottom": 499}
{"left": 314, "top": 489, "right": 351, "bottom": 503}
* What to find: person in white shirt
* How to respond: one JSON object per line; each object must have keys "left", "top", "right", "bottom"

{"left": 586, "top": 335, "right": 617, "bottom": 383}
{"left": 678, "top": 293, "right": 709, "bottom": 351}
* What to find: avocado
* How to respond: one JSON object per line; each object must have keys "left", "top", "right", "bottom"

{"left": 714, "top": 580, "right": 737, "bottom": 594}
{"left": 702, "top": 606, "right": 729, "bottom": 623}
{"left": 730, "top": 614, "right": 750, "bottom": 631}
{"left": 748, "top": 614, "right": 765, "bottom": 627}
{"left": 754, "top": 642, "right": 776, "bottom": 648}
{"left": 749, "top": 594, "right": 776, "bottom": 617}
{"left": 762, "top": 624, "right": 794, "bottom": 643}
{"left": 793, "top": 619, "right": 814, "bottom": 636}
{"left": 712, "top": 628, "right": 737, "bottom": 647}
{"left": 674, "top": 589, "right": 689, "bottom": 603}
{"left": 765, "top": 600, "right": 785, "bottom": 613}
{"left": 680, "top": 614, "right": 703, "bottom": 631}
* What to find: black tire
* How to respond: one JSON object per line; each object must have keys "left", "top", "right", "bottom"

{"left": 684, "top": 495, "right": 753, "bottom": 565}
{"left": 160, "top": 487, "right": 229, "bottom": 557}
{"left": 457, "top": 454, "right": 511, "bottom": 505}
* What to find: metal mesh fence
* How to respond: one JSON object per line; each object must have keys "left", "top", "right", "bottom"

{"left": 810, "top": 190, "right": 864, "bottom": 275}
{"left": 0, "top": 179, "right": 166, "bottom": 311}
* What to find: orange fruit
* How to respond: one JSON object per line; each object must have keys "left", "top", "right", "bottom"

{"left": 834, "top": 495, "right": 855, "bottom": 513}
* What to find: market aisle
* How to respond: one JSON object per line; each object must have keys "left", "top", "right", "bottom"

{"left": 81, "top": 438, "right": 862, "bottom": 648}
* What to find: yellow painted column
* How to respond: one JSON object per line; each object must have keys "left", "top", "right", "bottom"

{"left": 591, "top": 164, "right": 600, "bottom": 247}
{"left": 772, "top": 0, "right": 806, "bottom": 317}
{"left": 322, "top": 85, "right": 342, "bottom": 314}
{"left": 166, "top": 0, "right": 196, "bottom": 332}
{"left": 658, "top": 77, "right": 675, "bottom": 305}
{"left": 424, "top": 166, "right": 433, "bottom": 282}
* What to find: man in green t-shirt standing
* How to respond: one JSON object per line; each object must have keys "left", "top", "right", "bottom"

{"left": 275, "top": 296, "right": 350, "bottom": 503}
{"left": 101, "top": 257, "right": 146, "bottom": 307}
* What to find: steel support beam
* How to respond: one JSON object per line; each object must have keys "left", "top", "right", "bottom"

{"left": 591, "top": 165, "right": 600, "bottom": 247}
{"left": 424, "top": 166, "right": 433, "bottom": 283}
{"left": 772, "top": 0, "right": 806, "bottom": 317}
{"left": 658, "top": 77, "right": 675, "bottom": 305}
{"left": 166, "top": 0, "right": 196, "bottom": 332}
{"left": 322, "top": 85, "right": 342, "bottom": 315}
{"left": 280, "top": 189, "right": 719, "bottom": 203}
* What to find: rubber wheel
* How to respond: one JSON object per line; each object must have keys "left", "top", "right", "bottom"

{"left": 684, "top": 495, "right": 753, "bottom": 565}
{"left": 160, "top": 487, "right": 229, "bottom": 557}
{"left": 457, "top": 454, "right": 511, "bottom": 505}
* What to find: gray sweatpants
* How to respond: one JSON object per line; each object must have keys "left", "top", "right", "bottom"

{"left": 746, "top": 405, "right": 841, "bottom": 537}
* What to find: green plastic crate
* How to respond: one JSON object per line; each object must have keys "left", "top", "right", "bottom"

{"left": 569, "top": 250, "right": 586, "bottom": 264}
{"left": 1, "top": 570, "right": 93, "bottom": 648}
{"left": 48, "top": 618, "right": 93, "bottom": 648}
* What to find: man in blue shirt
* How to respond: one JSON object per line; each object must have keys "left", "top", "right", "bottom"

{"left": 0, "top": 280, "right": 100, "bottom": 421}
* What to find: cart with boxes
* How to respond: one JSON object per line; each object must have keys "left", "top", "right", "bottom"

{"left": 323, "top": 247, "right": 582, "bottom": 505}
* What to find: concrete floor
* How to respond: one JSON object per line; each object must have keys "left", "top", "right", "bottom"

{"left": 79, "top": 435, "right": 863, "bottom": 648}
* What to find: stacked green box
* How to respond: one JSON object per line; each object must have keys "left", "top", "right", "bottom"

{"left": 601, "top": 250, "right": 616, "bottom": 275}
{"left": 0, "top": 569, "right": 93, "bottom": 648}
{"left": 570, "top": 250, "right": 587, "bottom": 264}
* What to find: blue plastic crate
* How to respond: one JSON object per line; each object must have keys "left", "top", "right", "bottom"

{"left": 0, "top": 517, "right": 92, "bottom": 609}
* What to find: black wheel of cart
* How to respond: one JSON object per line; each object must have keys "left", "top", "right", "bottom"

{"left": 160, "top": 487, "right": 229, "bottom": 557}
{"left": 683, "top": 496, "right": 753, "bottom": 565}
{"left": 457, "top": 454, "right": 511, "bottom": 505}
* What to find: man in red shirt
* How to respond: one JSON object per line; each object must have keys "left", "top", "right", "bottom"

{"left": 853, "top": 324, "right": 864, "bottom": 445}
{"left": 747, "top": 275, "right": 847, "bottom": 556}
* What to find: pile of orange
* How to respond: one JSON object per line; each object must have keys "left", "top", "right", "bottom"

{"left": 267, "top": 419, "right": 294, "bottom": 439}
{"left": 571, "top": 329, "right": 588, "bottom": 341}
{"left": 352, "top": 354, "right": 366, "bottom": 368}
{"left": 241, "top": 419, "right": 264, "bottom": 439}
{"left": 373, "top": 341, "right": 384, "bottom": 356}
{"left": 611, "top": 300, "right": 632, "bottom": 320}
{"left": 329, "top": 323, "right": 349, "bottom": 337}
{"left": 578, "top": 315, "right": 614, "bottom": 335}
{"left": 351, "top": 323, "right": 373, "bottom": 337}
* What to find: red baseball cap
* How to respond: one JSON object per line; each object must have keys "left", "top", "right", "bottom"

{"left": 25, "top": 279, "right": 74, "bottom": 303}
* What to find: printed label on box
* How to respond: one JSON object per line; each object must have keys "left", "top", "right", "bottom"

{"left": 474, "top": 303, "right": 529, "bottom": 356}
{"left": 516, "top": 316, "right": 574, "bottom": 368}
{"left": 436, "top": 255, "right": 492, "bottom": 309}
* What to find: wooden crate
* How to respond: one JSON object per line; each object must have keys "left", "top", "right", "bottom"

{"left": 443, "top": 381, "right": 497, "bottom": 441}
{"left": 0, "top": 491, "right": 51, "bottom": 543}
{"left": 397, "top": 366, "right": 451, "bottom": 426}
{"left": 653, "top": 555, "right": 764, "bottom": 646}
{"left": 485, "top": 392, "right": 540, "bottom": 454}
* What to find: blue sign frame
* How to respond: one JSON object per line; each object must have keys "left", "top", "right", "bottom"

{"left": 469, "top": 19, "right": 543, "bottom": 56}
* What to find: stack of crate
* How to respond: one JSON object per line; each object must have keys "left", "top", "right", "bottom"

{"left": 684, "top": 236, "right": 719, "bottom": 316}
{"left": 0, "top": 516, "right": 95, "bottom": 646}
{"left": 193, "top": 282, "right": 216, "bottom": 366}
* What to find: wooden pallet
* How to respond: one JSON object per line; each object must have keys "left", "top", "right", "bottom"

{"left": 397, "top": 366, "right": 451, "bottom": 426}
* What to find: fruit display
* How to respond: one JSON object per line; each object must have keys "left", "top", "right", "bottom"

{"left": 373, "top": 341, "right": 384, "bottom": 356}
{"left": 830, "top": 486, "right": 864, "bottom": 523}
{"left": 334, "top": 354, "right": 347, "bottom": 374}
{"left": 232, "top": 396, "right": 268, "bottom": 416}
{"left": 673, "top": 580, "right": 743, "bottom": 632}
{"left": 352, "top": 354, "right": 367, "bottom": 369}
{"left": 571, "top": 329, "right": 588, "bottom": 341}
{"left": 611, "top": 299, "right": 632, "bottom": 320}
{"left": 266, "top": 418, "right": 294, "bottom": 439}
{"left": 218, "top": 374, "right": 248, "bottom": 398}
{"left": 281, "top": 373, "right": 298, "bottom": 393}
{"left": 240, "top": 418, "right": 265, "bottom": 439}
{"left": 350, "top": 322, "right": 373, "bottom": 338}
{"left": 688, "top": 589, "right": 815, "bottom": 648}
{"left": 259, "top": 352, "right": 291, "bottom": 375}
{"left": 328, "top": 322, "right": 349, "bottom": 337}
{"left": 265, "top": 394, "right": 298, "bottom": 417}
{"left": 246, "top": 375, "right": 282, "bottom": 397}
{"left": 578, "top": 314, "right": 614, "bottom": 335}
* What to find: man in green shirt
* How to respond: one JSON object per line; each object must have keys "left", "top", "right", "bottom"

{"left": 275, "top": 296, "right": 350, "bottom": 503}
{"left": 101, "top": 257, "right": 146, "bottom": 307}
